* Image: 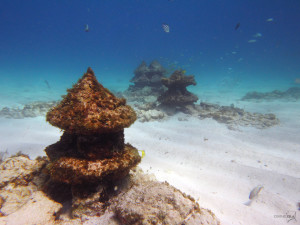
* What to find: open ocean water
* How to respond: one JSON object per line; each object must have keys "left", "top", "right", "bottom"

{"left": 0, "top": 0, "right": 300, "bottom": 106}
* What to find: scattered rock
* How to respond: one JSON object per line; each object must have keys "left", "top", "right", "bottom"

{"left": 0, "top": 155, "right": 51, "bottom": 217}
{"left": 111, "top": 169, "right": 220, "bottom": 225}
{"left": 197, "top": 102, "right": 279, "bottom": 129}
{"left": 137, "top": 109, "right": 167, "bottom": 122}
{"left": 241, "top": 87, "right": 300, "bottom": 101}
{"left": 0, "top": 156, "right": 220, "bottom": 225}
{"left": 0, "top": 191, "right": 62, "bottom": 225}
{"left": 0, "top": 101, "right": 58, "bottom": 119}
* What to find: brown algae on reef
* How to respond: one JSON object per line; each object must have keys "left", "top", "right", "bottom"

{"left": 45, "top": 67, "right": 141, "bottom": 185}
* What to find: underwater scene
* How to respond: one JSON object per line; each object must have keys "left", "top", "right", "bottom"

{"left": 0, "top": 0, "right": 300, "bottom": 224}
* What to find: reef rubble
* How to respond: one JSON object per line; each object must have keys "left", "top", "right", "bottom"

{"left": 241, "top": 87, "right": 300, "bottom": 101}
{"left": 0, "top": 155, "right": 220, "bottom": 225}
{"left": 0, "top": 101, "right": 58, "bottom": 119}
{"left": 195, "top": 102, "right": 279, "bottom": 130}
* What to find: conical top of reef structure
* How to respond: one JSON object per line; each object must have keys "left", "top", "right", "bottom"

{"left": 46, "top": 67, "right": 136, "bottom": 135}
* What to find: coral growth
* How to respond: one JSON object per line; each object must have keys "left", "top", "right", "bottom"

{"left": 45, "top": 68, "right": 141, "bottom": 185}
{"left": 130, "top": 60, "right": 166, "bottom": 88}
{"left": 46, "top": 67, "right": 136, "bottom": 135}
{"left": 241, "top": 87, "right": 300, "bottom": 101}
{"left": 124, "top": 60, "right": 167, "bottom": 103}
{"left": 0, "top": 101, "right": 58, "bottom": 119}
{"left": 183, "top": 102, "right": 280, "bottom": 130}
{"left": 158, "top": 70, "right": 198, "bottom": 107}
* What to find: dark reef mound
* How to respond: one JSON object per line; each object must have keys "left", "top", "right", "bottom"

{"left": 158, "top": 70, "right": 198, "bottom": 109}
{"left": 130, "top": 60, "right": 166, "bottom": 88}
{"left": 124, "top": 60, "right": 167, "bottom": 103}
{"left": 45, "top": 68, "right": 141, "bottom": 185}
{"left": 241, "top": 87, "right": 300, "bottom": 101}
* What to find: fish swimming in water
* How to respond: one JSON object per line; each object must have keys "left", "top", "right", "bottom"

{"left": 244, "top": 185, "right": 264, "bottom": 206}
{"left": 235, "top": 22, "right": 240, "bottom": 30}
{"left": 138, "top": 150, "right": 145, "bottom": 159}
{"left": 253, "top": 33, "right": 262, "bottom": 38}
{"left": 85, "top": 24, "right": 89, "bottom": 32}
{"left": 162, "top": 23, "right": 170, "bottom": 33}
{"left": 249, "top": 185, "right": 263, "bottom": 199}
{"left": 248, "top": 39, "right": 257, "bottom": 43}
{"left": 44, "top": 80, "right": 51, "bottom": 89}
{"left": 266, "top": 18, "right": 274, "bottom": 22}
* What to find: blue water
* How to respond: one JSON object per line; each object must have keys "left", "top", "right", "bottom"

{"left": 1, "top": 0, "right": 300, "bottom": 105}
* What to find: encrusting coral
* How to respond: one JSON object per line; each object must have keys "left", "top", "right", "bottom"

{"left": 45, "top": 68, "right": 141, "bottom": 185}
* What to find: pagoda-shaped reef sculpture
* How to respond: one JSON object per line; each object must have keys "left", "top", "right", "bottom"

{"left": 158, "top": 70, "right": 198, "bottom": 108}
{"left": 45, "top": 68, "right": 141, "bottom": 185}
{"left": 124, "top": 60, "right": 167, "bottom": 102}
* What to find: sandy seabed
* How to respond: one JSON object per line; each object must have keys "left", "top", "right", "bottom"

{"left": 0, "top": 100, "right": 299, "bottom": 225}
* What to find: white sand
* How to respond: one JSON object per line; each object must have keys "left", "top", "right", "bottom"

{"left": 1, "top": 101, "right": 299, "bottom": 225}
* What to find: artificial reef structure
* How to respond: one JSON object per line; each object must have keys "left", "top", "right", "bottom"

{"left": 45, "top": 67, "right": 141, "bottom": 185}
{"left": 158, "top": 70, "right": 198, "bottom": 108}
{"left": 124, "top": 60, "right": 167, "bottom": 103}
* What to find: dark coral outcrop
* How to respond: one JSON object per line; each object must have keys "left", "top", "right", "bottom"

{"left": 45, "top": 68, "right": 141, "bottom": 185}
{"left": 123, "top": 60, "right": 167, "bottom": 103}
{"left": 158, "top": 70, "right": 198, "bottom": 107}
{"left": 130, "top": 60, "right": 166, "bottom": 88}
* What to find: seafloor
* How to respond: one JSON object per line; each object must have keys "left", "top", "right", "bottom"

{"left": 0, "top": 67, "right": 299, "bottom": 225}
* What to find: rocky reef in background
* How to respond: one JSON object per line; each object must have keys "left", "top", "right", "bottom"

{"left": 241, "top": 87, "right": 300, "bottom": 101}
{"left": 133, "top": 101, "right": 279, "bottom": 129}
{"left": 123, "top": 60, "right": 167, "bottom": 103}
{"left": 157, "top": 70, "right": 198, "bottom": 110}
{"left": 0, "top": 101, "right": 58, "bottom": 119}
{"left": 195, "top": 102, "right": 279, "bottom": 130}
{"left": 0, "top": 155, "right": 220, "bottom": 225}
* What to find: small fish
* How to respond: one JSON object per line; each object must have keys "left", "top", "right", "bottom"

{"left": 248, "top": 39, "right": 257, "bottom": 43}
{"left": 138, "top": 150, "right": 145, "bottom": 159}
{"left": 85, "top": 24, "right": 89, "bottom": 32}
{"left": 235, "top": 22, "right": 240, "bottom": 30}
{"left": 249, "top": 185, "right": 263, "bottom": 200}
{"left": 244, "top": 185, "right": 263, "bottom": 206}
{"left": 44, "top": 80, "right": 51, "bottom": 89}
{"left": 180, "top": 69, "right": 186, "bottom": 74}
{"left": 266, "top": 18, "right": 274, "bottom": 22}
{"left": 162, "top": 23, "right": 170, "bottom": 33}
{"left": 253, "top": 33, "right": 262, "bottom": 38}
